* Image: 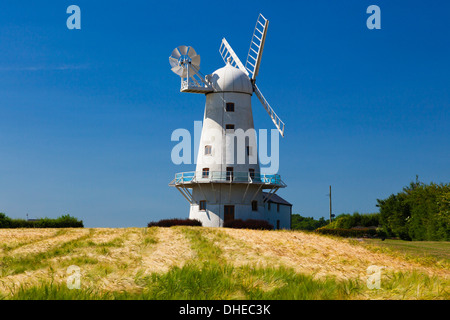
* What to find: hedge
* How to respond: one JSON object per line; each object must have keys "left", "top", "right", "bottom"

{"left": 315, "top": 227, "right": 383, "bottom": 239}
{"left": 147, "top": 218, "right": 202, "bottom": 227}
{"left": 0, "top": 213, "right": 84, "bottom": 228}
{"left": 223, "top": 219, "right": 274, "bottom": 230}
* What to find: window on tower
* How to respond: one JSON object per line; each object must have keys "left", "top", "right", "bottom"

{"left": 226, "top": 167, "right": 234, "bottom": 181}
{"left": 249, "top": 168, "right": 255, "bottom": 179}
{"left": 225, "top": 124, "right": 235, "bottom": 132}
{"left": 252, "top": 200, "right": 258, "bottom": 211}
{"left": 199, "top": 200, "right": 206, "bottom": 211}
{"left": 205, "top": 145, "right": 212, "bottom": 155}
{"left": 226, "top": 102, "right": 235, "bottom": 112}
{"left": 202, "top": 168, "right": 210, "bottom": 178}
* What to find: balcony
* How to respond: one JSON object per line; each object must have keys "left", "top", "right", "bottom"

{"left": 169, "top": 171, "right": 286, "bottom": 188}
{"left": 180, "top": 79, "right": 213, "bottom": 94}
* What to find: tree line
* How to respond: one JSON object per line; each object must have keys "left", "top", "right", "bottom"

{"left": 292, "top": 178, "right": 449, "bottom": 241}
{"left": 0, "top": 213, "right": 83, "bottom": 228}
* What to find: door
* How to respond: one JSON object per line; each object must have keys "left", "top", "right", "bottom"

{"left": 249, "top": 168, "right": 255, "bottom": 180}
{"left": 224, "top": 205, "right": 235, "bottom": 223}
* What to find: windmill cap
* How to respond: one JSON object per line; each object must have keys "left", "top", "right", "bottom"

{"left": 210, "top": 63, "right": 253, "bottom": 94}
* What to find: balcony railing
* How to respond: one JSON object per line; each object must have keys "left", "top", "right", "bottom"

{"left": 171, "top": 171, "right": 286, "bottom": 187}
{"left": 180, "top": 77, "right": 213, "bottom": 93}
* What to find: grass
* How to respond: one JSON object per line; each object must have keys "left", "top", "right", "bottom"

{"left": 0, "top": 229, "right": 94, "bottom": 276}
{"left": 142, "top": 228, "right": 158, "bottom": 246}
{"left": 180, "top": 227, "right": 223, "bottom": 264}
{"left": 0, "top": 229, "right": 68, "bottom": 253}
{"left": 158, "top": 227, "right": 363, "bottom": 300}
{"left": 5, "top": 227, "right": 365, "bottom": 300}
{"left": 359, "top": 270, "right": 449, "bottom": 300}
{"left": 5, "top": 266, "right": 447, "bottom": 300}
{"left": 133, "top": 264, "right": 365, "bottom": 300}
{"left": 360, "top": 239, "right": 450, "bottom": 268}
{"left": 0, "top": 227, "right": 448, "bottom": 300}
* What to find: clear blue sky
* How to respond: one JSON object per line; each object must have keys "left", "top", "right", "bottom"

{"left": 0, "top": 1, "right": 449, "bottom": 227}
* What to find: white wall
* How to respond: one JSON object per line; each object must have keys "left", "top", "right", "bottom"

{"left": 189, "top": 183, "right": 291, "bottom": 229}
{"left": 265, "top": 202, "right": 292, "bottom": 230}
{"left": 196, "top": 92, "right": 259, "bottom": 174}
{"left": 190, "top": 183, "right": 265, "bottom": 227}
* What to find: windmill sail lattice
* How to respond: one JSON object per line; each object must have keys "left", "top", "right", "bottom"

{"left": 219, "top": 38, "right": 249, "bottom": 77}
{"left": 217, "top": 15, "right": 285, "bottom": 137}
{"left": 254, "top": 84, "right": 285, "bottom": 137}
{"left": 245, "top": 14, "right": 269, "bottom": 80}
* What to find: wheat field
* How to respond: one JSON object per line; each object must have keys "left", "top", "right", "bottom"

{"left": 0, "top": 227, "right": 448, "bottom": 299}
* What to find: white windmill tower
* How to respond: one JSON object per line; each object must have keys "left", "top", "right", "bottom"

{"left": 169, "top": 14, "right": 291, "bottom": 228}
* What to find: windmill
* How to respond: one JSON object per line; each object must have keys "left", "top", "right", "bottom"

{"left": 168, "top": 14, "right": 291, "bottom": 229}
{"left": 169, "top": 15, "right": 285, "bottom": 136}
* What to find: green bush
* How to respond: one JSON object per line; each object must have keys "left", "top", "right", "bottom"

{"left": 315, "top": 227, "right": 379, "bottom": 238}
{"left": 0, "top": 213, "right": 13, "bottom": 228}
{"left": 0, "top": 213, "right": 83, "bottom": 228}
{"left": 377, "top": 179, "right": 450, "bottom": 241}
{"left": 321, "top": 178, "right": 449, "bottom": 241}
{"left": 291, "top": 214, "right": 328, "bottom": 231}
{"left": 327, "top": 212, "right": 380, "bottom": 230}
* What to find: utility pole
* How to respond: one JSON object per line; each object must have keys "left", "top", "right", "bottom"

{"left": 329, "top": 185, "right": 332, "bottom": 223}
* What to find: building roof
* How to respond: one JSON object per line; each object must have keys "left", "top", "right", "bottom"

{"left": 210, "top": 62, "right": 253, "bottom": 94}
{"left": 262, "top": 192, "right": 292, "bottom": 206}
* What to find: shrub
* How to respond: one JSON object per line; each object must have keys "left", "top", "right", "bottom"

{"left": 377, "top": 179, "right": 450, "bottom": 241}
{"left": 327, "top": 212, "right": 380, "bottom": 229}
{"left": 0, "top": 213, "right": 83, "bottom": 228}
{"left": 315, "top": 227, "right": 378, "bottom": 238}
{"left": 223, "top": 219, "right": 273, "bottom": 230}
{"left": 291, "top": 214, "right": 328, "bottom": 231}
{"left": 41, "top": 215, "right": 84, "bottom": 228}
{"left": 147, "top": 218, "right": 202, "bottom": 228}
{"left": 0, "top": 213, "right": 13, "bottom": 228}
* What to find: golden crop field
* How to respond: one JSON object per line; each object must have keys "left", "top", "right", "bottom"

{"left": 0, "top": 227, "right": 448, "bottom": 299}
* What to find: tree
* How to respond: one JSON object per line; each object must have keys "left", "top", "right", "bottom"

{"left": 377, "top": 193, "right": 411, "bottom": 240}
{"left": 324, "top": 212, "right": 380, "bottom": 229}
{"left": 376, "top": 179, "right": 450, "bottom": 241}
{"left": 291, "top": 214, "right": 328, "bottom": 231}
{"left": 0, "top": 213, "right": 12, "bottom": 228}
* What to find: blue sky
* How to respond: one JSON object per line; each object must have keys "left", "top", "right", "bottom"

{"left": 0, "top": 1, "right": 449, "bottom": 227}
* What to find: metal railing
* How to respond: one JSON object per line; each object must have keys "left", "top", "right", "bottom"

{"left": 173, "top": 171, "right": 284, "bottom": 186}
